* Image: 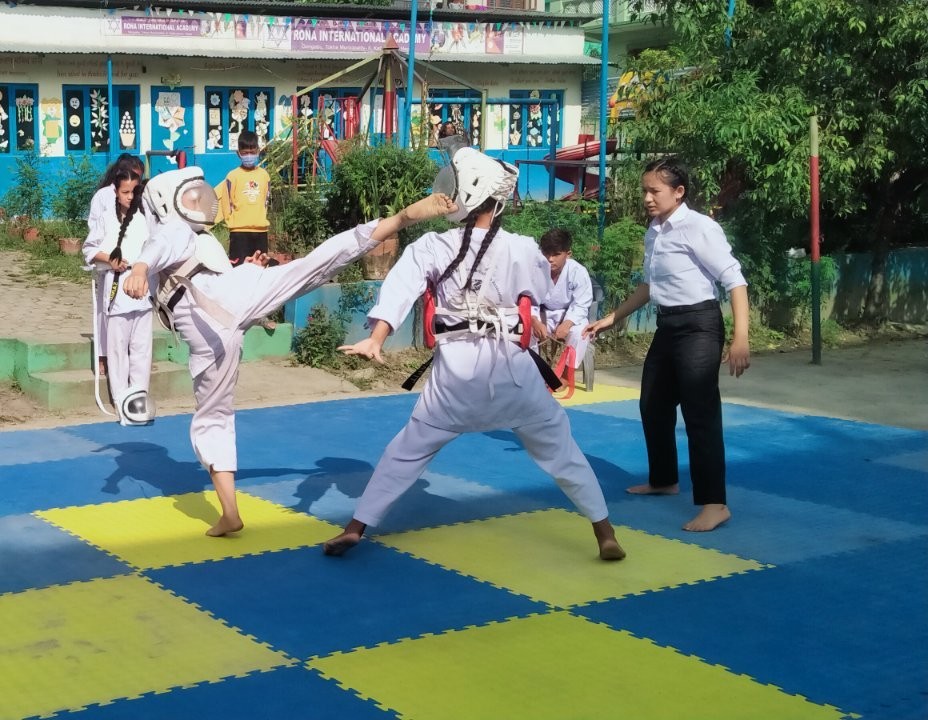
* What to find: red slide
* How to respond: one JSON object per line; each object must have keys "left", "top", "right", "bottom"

{"left": 545, "top": 138, "right": 618, "bottom": 200}
{"left": 320, "top": 138, "right": 341, "bottom": 164}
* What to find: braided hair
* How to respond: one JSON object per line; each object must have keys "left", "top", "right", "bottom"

{"left": 96, "top": 153, "right": 143, "bottom": 191}
{"left": 435, "top": 197, "right": 502, "bottom": 290}
{"left": 108, "top": 173, "right": 147, "bottom": 264}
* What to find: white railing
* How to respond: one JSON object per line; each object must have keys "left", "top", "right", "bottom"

{"left": 552, "top": 0, "right": 658, "bottom": 21}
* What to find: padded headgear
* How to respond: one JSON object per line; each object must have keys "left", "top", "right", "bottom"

{"left": 433, "top": 147, "right": 519, "bottom": 223}
{"left": 143, "top": 167, "right": 219, "bottom": 231}
{"left": 116, "top": 386, "right": 156, "bottom": 427}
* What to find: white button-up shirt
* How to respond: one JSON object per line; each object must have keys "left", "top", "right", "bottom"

{"left": 643, "top": 202, "right": 747, "bottom": 307}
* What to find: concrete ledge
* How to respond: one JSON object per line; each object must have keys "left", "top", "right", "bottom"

{"left": 26, "top": 362, "right": 192, "bottom": 411}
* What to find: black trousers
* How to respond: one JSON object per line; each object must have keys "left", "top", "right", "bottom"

{"left": 228, "top": 231, "right": 268, "bottom": 266}
{"left": 639, "top": 301, "right": 726, "bottom": 505}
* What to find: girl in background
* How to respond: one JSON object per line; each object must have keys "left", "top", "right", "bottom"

{"left": 82, "top": 168, "right": 153, "bottom": 415}
{"left": 86, "top": 154, "right": 145, "bottom": 376}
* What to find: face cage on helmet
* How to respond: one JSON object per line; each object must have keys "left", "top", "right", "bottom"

{"left": 174, "top": 178, "right": 220, "bottom": 226}
{"left": 433, "top": 164, "right": 459, "bottom": 201}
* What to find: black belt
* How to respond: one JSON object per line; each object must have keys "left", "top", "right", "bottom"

{"left": 401, "top": 318, "right": 561, "bottom": 392}
{"left": 435, "top": 318, "right": 525, "bottom": 335}
{"left": 165, "top": 266, "right": 206, "bottom": 312}
{"left": 656, "top": 299, "right": 719, "bottom": 315}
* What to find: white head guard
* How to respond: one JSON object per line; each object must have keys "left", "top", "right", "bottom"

{"left": 433, "top": 147, "right": 519, "bottom": 223}
{"left": 116, "top": 386, "right": 156, "bottom": 427}
{"left": 143, "top": 167, "right": 220, "bottom": 231}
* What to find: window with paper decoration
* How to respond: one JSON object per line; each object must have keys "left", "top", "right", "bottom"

{"left": 508, "top": 88, "right": 563, "bottom": 149}
{"left": 204, "top": 86, "right": 274, "bottom": 151}
{"left": 0, "top": 84, "right": 38, "bottom": 153}
{"left": 62, "top": 85, "right": 139, "bottom": 153}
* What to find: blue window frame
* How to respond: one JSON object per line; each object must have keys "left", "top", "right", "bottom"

{"left": 204, "top": 87, "right": 274, "bottom": 151}
{"left": 295, "top": 87, "right": 361, "bottom": 140}
{"left": 62, "top": 85, "right": 140, "bottom": 154}
{"left": 508, "top": 89, "right": 563, "bottom": 150}
{"left": 0, "top": 83, "right": 38, "bottom": 153}
{"left": 426, "top": 88, "right": 482, "bottom": 148}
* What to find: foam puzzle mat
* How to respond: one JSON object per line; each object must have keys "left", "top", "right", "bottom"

{"left": 1, "top": 388, "right": 925, "bottom": 720}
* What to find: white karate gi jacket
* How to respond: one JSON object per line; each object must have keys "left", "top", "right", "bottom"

{"left": 369, "top": 226, "right": 559, "bottom": 433}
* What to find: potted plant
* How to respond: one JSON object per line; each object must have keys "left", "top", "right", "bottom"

{"left": 2, "top": 151, "right": 46, "bottom": 240}
{"left": 51, "top": 155, "right": 98, "bottom": 255}
{"left": 325, "top": 139, "right": 436, "bottom": 279}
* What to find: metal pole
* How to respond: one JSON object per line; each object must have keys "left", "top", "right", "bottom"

{"left": 810, "top": 115, "right": 822, "bottom": 365}
{"left": 548, "top": 94, "right": 558, "bottom": 202}
{"left": 725, "top": 0, "right": 736, "bottom": 47}
{"left": 291, "top": 94, "right": 300, "bottom": 188}
{"left": 598, "top": 0, "right": 610, "bottom": 241}
{"left": 106, "top": 55, "right": 114, "bottom": 163}
{"left": 403, "top": 2, "right": 418, "bottom": 149}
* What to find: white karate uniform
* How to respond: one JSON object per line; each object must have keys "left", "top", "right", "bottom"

{"left": 352, "top": 227, "right": 610, "bottom": 528}
{"left": 137, "top": 218, "right": 381, "bottom": 472}
{"left": 81, "top": 205, "right": 153, "bottom": 402}
{"left": 86, "top": 186, "right": 117, "bottom": 355}
{"left": 540, "top": 258, "right": 593, "bottom": 369}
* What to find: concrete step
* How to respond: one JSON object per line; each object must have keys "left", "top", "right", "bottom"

{"left": 25, "top": 362, "right": 192, "bottom": 411}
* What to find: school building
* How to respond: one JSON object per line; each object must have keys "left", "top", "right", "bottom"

{"left": 0, "top": 0, "right": 640, "bottom": 202}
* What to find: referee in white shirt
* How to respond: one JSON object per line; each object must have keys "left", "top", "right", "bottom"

{"left": 584, "top": 158, "right": 751, "bottom": 532}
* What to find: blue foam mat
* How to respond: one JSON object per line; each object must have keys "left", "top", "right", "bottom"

{"left": 148, "top": 544, "right": 547, "bottom": 659}
{"left": 1, "top": 394, "right": 925, "bottom": 720}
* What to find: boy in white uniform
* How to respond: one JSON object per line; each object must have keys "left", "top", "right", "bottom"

{"left": 532, "top": 228, "right": 593, "bottom": 371}
{"left": 123, "top": 167, "right": 455, "bottom": 537}
{"left": 324, "top": 148, "right": 625, "bottom": 561}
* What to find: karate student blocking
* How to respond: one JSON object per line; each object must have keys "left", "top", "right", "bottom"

{"left": 324, "top": 147, "right": 625, "bottom": 562}
{"left": 123, "top": 166, "right": 456, "bottom": 537}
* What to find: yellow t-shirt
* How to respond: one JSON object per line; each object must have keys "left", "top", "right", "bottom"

{"left": 214, "top": 166, "right": 270, "bottom": 232}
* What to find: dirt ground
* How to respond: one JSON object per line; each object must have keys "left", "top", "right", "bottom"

{"left": 3, "top": 322, "right": 922, "bottom": 430}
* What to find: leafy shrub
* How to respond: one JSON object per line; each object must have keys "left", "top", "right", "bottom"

{"left": 292, "top": 304, "right": 345, "bottom": 367}
{"left": 325, "top": 139, "right": 436, "bottom": 232}
{"left": 2, "top": 151, "right": 45, "bottom": 219}
{"left": 501, "top": 199, "right": 599, "bottom": 249}
{"left": 291, "top": 283, "right": 375, "bottom": 369}
{"left": 51, "top": 155, "right": 99, "bottom": 231}
{"left": 589, "top": 218, "right": 646, "bottom": 308}
{"left": 276, "top": 182, "right": 330, "bottom": 256}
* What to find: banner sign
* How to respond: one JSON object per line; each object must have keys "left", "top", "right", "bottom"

{"left": 102, "top": 12, "right": 525, "bottom": 55}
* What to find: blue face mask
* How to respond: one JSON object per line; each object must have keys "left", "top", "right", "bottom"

{"left": 240, "top": 153, "right": 259, "bottom": 168}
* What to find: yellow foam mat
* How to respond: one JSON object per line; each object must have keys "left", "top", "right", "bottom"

{"left": 381, "top": 509, "right": 765, "bottom": 608}
{"left": 37, "top": 491, "right": 340, "bottom": 570}
{"left": 0, "top": 574, "right": 290, "bottom": 719}
{"left": 556, "top": 382, "right": 639, "bottom": 406}
{"left": 311, "top": 611, "right": 846, "bottom": 720}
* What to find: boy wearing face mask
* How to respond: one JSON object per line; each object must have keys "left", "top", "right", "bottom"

{"left": 215, "top": 130, "right": 271, "bottom": 269}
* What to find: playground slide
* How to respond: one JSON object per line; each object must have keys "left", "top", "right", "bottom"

{"left": 319, "top": 138, "right": 341, "bottom": 163}
{"left": 546, "top": 139, "right": 618, "bottom": 199}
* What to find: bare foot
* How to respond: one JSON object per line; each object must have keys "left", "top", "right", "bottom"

{"left": 592, "top": 518, "right": 626, "bottom": 561}
{"left": 598, "top": 538, "right": 627, "bottom": 561}
{"left": 206, "top": 515, "right": 244, "bottom": 537}
{"left": 323, "top": 531, "right": 362, "bottom": 556}
{"left": 683, "top": 504, "right": 731, "bottom": 532}
{"left": 402, "top": 193, "right": 457, "bottom": 224}
{"left": 626, "top": 483, "right": 680, "bottom": 495}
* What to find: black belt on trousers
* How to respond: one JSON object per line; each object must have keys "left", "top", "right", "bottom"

{"left": 401, "top": 318, "right": 561, "bottom": 392}
{"left": 656, "top": 299, "right": 719, "bottom": 315}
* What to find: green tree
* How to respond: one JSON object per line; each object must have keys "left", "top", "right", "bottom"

{"left": 625, "top": 0, "right": 928, "bottom": 321}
